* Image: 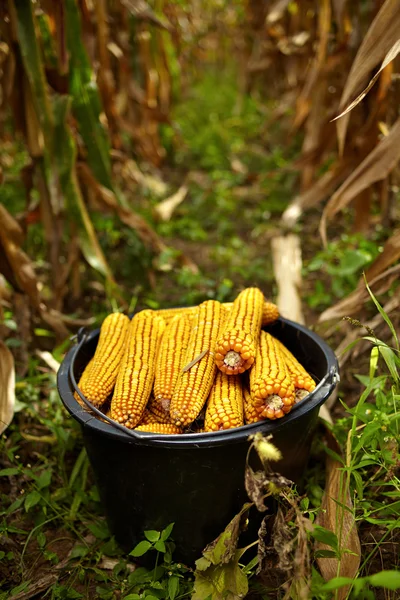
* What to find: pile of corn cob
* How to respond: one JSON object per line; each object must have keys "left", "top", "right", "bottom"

{"left": 74, "top": 288, "right": 316, "bottom": 435}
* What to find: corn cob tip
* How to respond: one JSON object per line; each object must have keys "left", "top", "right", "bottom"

{"left": 254, "top": 394, "right": 293, "bottom": 420}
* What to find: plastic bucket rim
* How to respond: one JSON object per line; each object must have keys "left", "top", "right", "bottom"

{"left": 57, "top": 317, "right": 339, "bottom": 448}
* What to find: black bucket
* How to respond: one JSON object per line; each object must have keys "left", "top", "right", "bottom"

{"left": 57, "top": 317, "right": 338, "bottom": 564}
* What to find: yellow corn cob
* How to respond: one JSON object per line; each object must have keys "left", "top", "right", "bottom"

{"left": 243, "top": 387, "right": 261, "bottom": 424}
{"left": 273, "top": 338, "right": 316, "bottom": 402}
{"left": 262, "top": 302, "right": 279, "bottom": 326}
{"left": 74, "top": 358, "right": 95, "bottom": 408}
{"left": 153, "top": 313, "right": 193, "bottom": 417}
{"left": 154, "top": 306, "right": 197, "bottom": 324}
{"left": 138, "top": 408, "right": 160, "bottom": 425}
{"left": 135, "top": 423, "right": 182, "bottom": 434}
{"left": 250, "top": 331, "right": 295, "bottom": 420}
{"left": 170, "top": 300, "right": 225, "bottom": 427}
{"left": 110, "top": 310, "right": 165, "bottom": 429}
{"left": 204, "top": 372, "right": 244, "bottom": 431}
{"left": 154, "top": 300, "right": 279, "bottom": 327}
{"left": 215, "top": 288, "right": 264, "bottom": 375}
{"left": 79, "top": 313, "right": 129, "bottom": 407}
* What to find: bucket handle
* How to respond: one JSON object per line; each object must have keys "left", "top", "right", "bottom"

{"left": 68, "top": 329, "right": 340, "bottom": 439}
{"left": 69, "top": 328, "right": 160, "bottom": 440}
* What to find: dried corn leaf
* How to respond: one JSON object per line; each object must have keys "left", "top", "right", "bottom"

{"left": 335, "top": 294, "right": 400, "bottom": 368}
{"left": 294, "top": 0, "right": 331, "bottom": 129}
{"left": 281, "top": 161, "right": 353, "bottom": 227}
{"left": 0, "top": 205, "right": 40, "bottom": 308}
{"left": 364, "top": 228, "right": 400, "bottom": 282}
{"left": 319, "top": 261, "right": 400, "bottom": 323}
{"left": 154, "top": 185, "right": 188, "bottom": 222}
{"left": 0, "top": 341, "right": 15, "bottom": 435}
{"left": 316, "top": 430, "right": 360, "bottom": 600}
{"left": 120, "top": 0, "right": 172, "bottom": 31}
{"left": 78, "top": 163, "right": 165, "bottom": 253}
{"left": 320, "top": 118, "right": 400, "bottom": 245}
{"left": 332, "top": 0, "right": 347, "bottom": 23}
{"left": 335, "top": 40, "right": 400, "bottom": 124}
{"left": 336, "top": 0, "right": 400, "bottom": 153}
{"left": 36, "top": 350, "right": 60, "bottom": 373}
{"left": 266, "top": 0, "right": 291, "bottom": 24}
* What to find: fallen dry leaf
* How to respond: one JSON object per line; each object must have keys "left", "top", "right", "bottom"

{"left": 0, "top": 340, "right": 15, "bottom": 434}
{"left": 266, "top": 0, "right": 291, "bottom": 24}
{"left": 320, "top": 118, "right": 400, "bottom": 245}
{"left": 154, "top": 185, "right": 188, "bottom": 222}
{"left": 271, "top": 234, "right": 304, "bottom": 324}
{"left": 336, "top": 0, "right": 400, "bottom": 153}
{"left": 36, "top": 350, "right": 61, "bottom": 373}
{"left": 316, "top": 429, "right": 361, "bottom": 600}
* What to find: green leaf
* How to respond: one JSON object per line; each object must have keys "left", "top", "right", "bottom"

{"left": 369, "top": 345, "right": 379, "bottom": 380}
{"left": 130, "top": 541, "right": 153, "bottom": 557}
{"left": 339, "top": 249, "right": 370, "bottom": 276}
{"left": 14, "top": 0, "right": 53, "bottom": 144}
{"left": 378, "top": 345, "right": 399, "bottom": 384}
{"left": 369, "top": 570, "right": 400, "bottom": 590}
{"left": 203, "top": 504, "right": 251, "bottom": 566}
{"left": 24, "top": 490, "right": 41, "bottom": 511}
{"left": 7, "top": 497, "right": 24, "bottom": 514}
{"left": 128, "top": 567, "right": 153, "bottom": 585}
{"left": 154, "top": 540, "right": 166, "bottom": 553}
{"left": 310, "top": 526, "right": 338, "bottom": 551}
{"left": 365, "top": 277, "right": 399, "bottom": 350}
{"left": 0, "top": 468, "right": 20, "bottom": 476}
{"left": 314, "top": 549, "right": 337, "bottom": 559}
{"left": 144, "top": 530, "right": 160, "bottom": 542}
{"left": 37, "top": 469, "right": 52, "bottom": 489}
{"left": 352, "top": 470, "right": 364, "bottom": 499}
{"left": 69, "top": 544, "right": 89, "bottom": 559}
{"left": 65, "top": 0, "right": 112, "bottom": 189}
{"left": 51, "top": 94, "right": 117, "bottom": 286}
{"left": 242, "top": 555, "right": 258, "bottom": 574}
{"left": 37, "top": 531, "right": 46, "bottom": 549}
{"left": 160, "top": 523, "right": 174, "bottom": 541}
{"left": 10, "top": 581, "right": 31, "bottom": 596}
{"left": 320, "top": 577, "right": 354, "bottom": 591}
{"left": 193, "top": 550, "right": 248, "bottom": 600}
{"left": 195, "top": 557, "right": 212, "bottom": 572}
{"left": 122, "top": 596, "right": 141, "bottom": 600}
{"left": 168, "top": 576, "right": 179, "bottom": 600}
{"left": 69, "top": 447, "right": 87, "bottom": 489}
{"left": 86, "top": 521, "right": 110, "bottom": 540}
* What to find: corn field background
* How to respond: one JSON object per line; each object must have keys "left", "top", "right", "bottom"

{"left": 1, "top": 0, "right": 400, "bottom": 599}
